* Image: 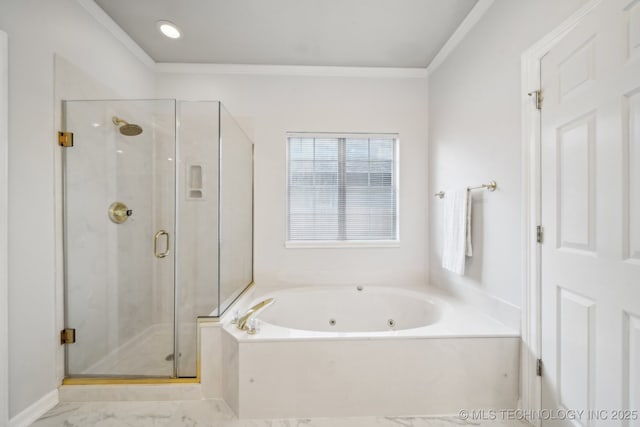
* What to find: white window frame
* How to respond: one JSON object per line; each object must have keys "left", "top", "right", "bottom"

{"left": 285, "top": 132, "right": 400, "bottom": 249}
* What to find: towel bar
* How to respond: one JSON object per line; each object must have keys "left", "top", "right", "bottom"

{"left": 434, "top": 180, "right": 497, "bottom": 199}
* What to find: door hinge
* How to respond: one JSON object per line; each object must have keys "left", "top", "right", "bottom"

{"left": 536, "top": 358, "right": 543, "bottom": 377}
{"left": 536, "top": 225, "right": 544, "bottom": 244}
{"left": 60, "top": 328, "right": 76, "bottom": 345}
{"left": 58, "top": 131, "right": 74, "bottom": 147}
{"left": 528, "top": 90, "right": 543, "bottom": 110}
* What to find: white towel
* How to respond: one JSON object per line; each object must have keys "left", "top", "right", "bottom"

{"left": 442, "top": 188, "right": 472, "bottom": 275}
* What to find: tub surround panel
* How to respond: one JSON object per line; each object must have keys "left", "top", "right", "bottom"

{"left": 221, "top": 327, "right": 240, "bottom": 416}
{"left": 430, "top": 270, "right": 522, "bottom": 331}
{"left": 221, "top": 285, "right": 519, "bottom": 419}
{"left": 234, "top": 337, "right": 519, "bottom": 418}
{"left": 200, "top": 324, "right": 223, "bottom": 399}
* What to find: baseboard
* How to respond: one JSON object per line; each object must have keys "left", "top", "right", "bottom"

{"left": 9, "top": 389, "right": 58, "bottom": 427}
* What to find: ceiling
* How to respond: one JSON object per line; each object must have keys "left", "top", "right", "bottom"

{"left": 94, "top": 0, "right": 479, "bottom": 68}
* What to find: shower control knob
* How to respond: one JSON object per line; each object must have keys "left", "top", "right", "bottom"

{"left": 108, "top": 202, "right": 131, "bottom": 224}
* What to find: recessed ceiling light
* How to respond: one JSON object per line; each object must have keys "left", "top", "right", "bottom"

{"left": 157, "top": 20, "right": 181, "bottom": 39}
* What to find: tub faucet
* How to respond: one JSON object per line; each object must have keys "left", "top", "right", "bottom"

{"left": 236, "top": 298, "right": 275, "bottom": 334}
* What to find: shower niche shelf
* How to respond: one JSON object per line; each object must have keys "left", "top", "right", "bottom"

{"left": 187, "top": 163, "right": 204, "bottom": 200}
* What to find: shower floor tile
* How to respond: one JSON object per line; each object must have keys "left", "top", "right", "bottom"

{"left": 30, "top": 399, "right": 531, "bottom": 427}
{"left": 82, "top": 324, "right": 197, "bottom": 377}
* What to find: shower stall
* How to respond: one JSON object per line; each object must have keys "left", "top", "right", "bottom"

{"left": 61, "top": 100, "right": 253, "bottom": 379}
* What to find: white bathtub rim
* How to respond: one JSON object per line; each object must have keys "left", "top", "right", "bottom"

{"left": 224, "top": 284, "right": 519, "bottom": 342}
{"left": 251, "top": 285, "right": 445, "bottom": 333}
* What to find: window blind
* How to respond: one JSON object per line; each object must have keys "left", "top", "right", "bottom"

{"left": 287, "top": 134, "right": 398, "bottom": 242}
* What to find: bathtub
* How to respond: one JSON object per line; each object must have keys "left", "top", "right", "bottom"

{"left": 222, "top": 285, "right": 519, "bottom": 418}
{"left": 255, "top": 286, "right": 442, "bottom": 334}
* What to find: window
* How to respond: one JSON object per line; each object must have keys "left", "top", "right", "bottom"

{"left": 286, "top": 133, "right": 399, "bottom": 246}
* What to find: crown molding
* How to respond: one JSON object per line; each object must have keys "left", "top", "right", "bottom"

{"left": 75, "top": 0, "right": 155, "bottom": 69}
{"left": 155, "top": 63, "right": 429, "bottom": 78}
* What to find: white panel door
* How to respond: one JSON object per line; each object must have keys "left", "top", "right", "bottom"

{"left": 541, "top": 1, "right": 640, "bottom": 426}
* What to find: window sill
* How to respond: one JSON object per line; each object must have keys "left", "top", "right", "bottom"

{"left": 285, "top": 240, "right": 400, "bottom": 249}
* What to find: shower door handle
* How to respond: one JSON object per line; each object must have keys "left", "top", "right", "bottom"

{"left": 154, "top": 230, "right": 170, "bottom": 258}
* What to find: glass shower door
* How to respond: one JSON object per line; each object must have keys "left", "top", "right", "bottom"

{"left": 63, "top": 100, "right": 176, "bottom": 377}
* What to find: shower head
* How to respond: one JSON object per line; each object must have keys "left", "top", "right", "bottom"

{"left": 112, "top": 116, "right": 143, "bottom": 136}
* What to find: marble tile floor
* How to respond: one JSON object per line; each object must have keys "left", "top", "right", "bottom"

{"left": 31, "top": 399, "right": 531, "bottom": 427}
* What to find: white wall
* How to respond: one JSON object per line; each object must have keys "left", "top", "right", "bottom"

{"left": 0, "top": 0, "right": 154, "bottom": 418}
{"left": 157, "top": 71, "right": 429, "bottom": 289}
{"left": 428, "top": 0, "right": 590, "bottom": 326}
